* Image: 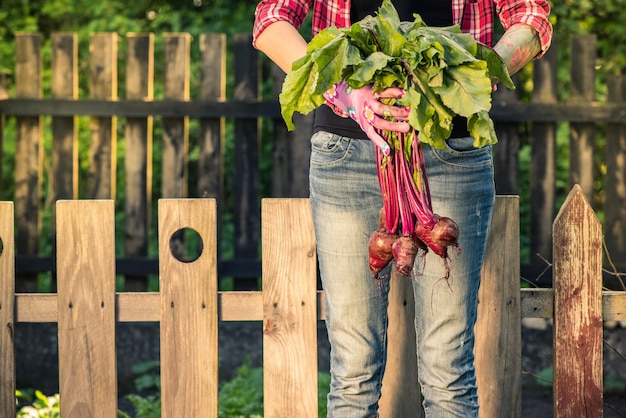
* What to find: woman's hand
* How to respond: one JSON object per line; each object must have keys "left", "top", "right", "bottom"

{"left": 324, "top": 80, "right": 411, "bottom": 155}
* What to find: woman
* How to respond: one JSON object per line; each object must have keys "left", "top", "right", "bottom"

{"left": 253, "top": 1, "right": 552, "bottom": 416}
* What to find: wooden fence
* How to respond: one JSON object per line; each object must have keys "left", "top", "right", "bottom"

{"left": 1, "top": 32, "right": 626, "bottom": 292}
{"left": 1, "top": 188, "right": 626, "bottom": 417}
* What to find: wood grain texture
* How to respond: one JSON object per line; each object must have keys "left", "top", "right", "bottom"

{"left": 262, "top": 199, "right": 318, "bottom": 418}
{"left": 88, "top": 33, "right": 118, "bottom": 200}
{"left": 159, "top": 199, "right": 218, "bottom": 417}
{"left": 56, "top": 200, "right": 117, "bottom": 417}
{"left": 0, "top": 203, "right": 15, "bottom": 418}
{"left": 476, "top": 196, "right": 522, "bottom": 417}
{"left": 379, "top": 273, "right": 421, "bottom": 418}
{"left": 553, "top": 185, "right": 603, "bottom": 417}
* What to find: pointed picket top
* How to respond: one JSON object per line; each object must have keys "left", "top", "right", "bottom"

{"left": 552, "top": 184, "right": 604, "bottom": 417}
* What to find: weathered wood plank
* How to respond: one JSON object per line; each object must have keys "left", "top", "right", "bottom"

{"left": 569, "top": 35, "right": 597, "bottom": 203}
{"left": 262, "top": 199, "right": 318, "bottom": 418}
{"left": 0, "top": 97, "right": 281, "bottom": 118}
{"left": 162, "top": 34, "right": 191, "bottom": 261}
{"left": 57, "top": 200, "right": 117, "bottom": 417}
{"left": 14, "top": 290, "right": 323, "bottom": 323}
{"left": 379, "top": 273, "right": 421, "bottom": 418}
{"left": 604, "top": 75, "right": 626, "bottom": 266}
{"left": 0, "top": 202, "right": 15, "bottom": 418}
{"left": 197, "top": 34, "right": 226, "bottom": 203}
{"left": 270, "top": 63, "right": 312, "bottom": 198}
{"left": 233, "top": 33, "right": 261, "bottom": 289}
{"left": 159, "top": 199, "right": 218, "bottom": 417}
{"left": 476, "top": 196, "right": 522, "bottom": 417}
{"left": 493, "top": 78, "right": 521, "bottom": 195}
{"left": 553, "top": 185, "right": 603, "bottom": 417}
{"left": 520, "top": 288, "right": 554, "bottom": 318}
{"left": 161, "top": 33, "right": 190, "bottom": 200}
{"left": 14, "top": 33, "right": 42, "bottom": 292}
{"left": 4, "top": 98, "right": 626, "bottom": 122}
{"left": 88, "top": 33, "right": 118, "bottom": 199}
{"left": 124, "top": 33, "right": 154, "bottom": 291}
{"left": 530, "top": 44, "right": 558, "bottom": 266}
{"left": 51, "top": 33, "right": 78, "bottom": 207}
{"left": 12, "top": 285, "right": 626, "bottom": 323}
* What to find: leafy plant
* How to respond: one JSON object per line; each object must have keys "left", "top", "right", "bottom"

{"left": 280, "top": 0, "right": 513, "bottom": 150}
{"left": 217, "top": 357, "right": 264, "bottom": 417}
{"left": 15, "top": 389, "right": 60, "bottom": 418}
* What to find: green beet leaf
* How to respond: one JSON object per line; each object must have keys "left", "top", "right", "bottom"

{"left": 438, "top": 61, "right": 492, "bottom": 117}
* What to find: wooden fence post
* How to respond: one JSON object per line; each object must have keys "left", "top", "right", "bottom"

{"left": 88, "top": 33, "right": 118, "bottom": 200}
{"left": 476, "top": 196, "right": 522, "bottom": 417}
{"left": 553, "top": 185, "right": 603, "bottom": 417}
{"left": 233, "top": 33, "right": 261, "bottom": 289}
{"left": 530, "top": 42, "right": 558, "bottom": 265}
{"left": 51, "top": 32, "right": 79, "bottom": 208}
{"left": 198, "top": 33, "right": 226, "bottom": 219}
{"left": 162, "top": 34, "right": 191, "bottom": 260}
{"left": 124, "top": 33, "right": 154, "bottom": 291}
{"left": 379, "top": 274, "right": 421, "bottom": 418}
{"left": 605, "top": 75, "right": 626, "bottom": 268}
{"left": 159, "top": 199, "right": 219, "bottom": 417}
{"left": 493, "top": 76, "right": 521, "bottom": 196}
{"left": 262, "top": 199, "right": 318, "bottom": 418}
{"left": 14, "top": 33, "right": 42, "bottom": 292}
{"left": 569, "top": 35, "right": 597, "bottom": 204}
{"left": 270, "top": 63, "right": 313, "bottom": 199}
{"left": 162, "top": 33, "right": 190, "bottom": 201}
{"left": 0, "top": 202, "right": 15, "bottom": 418}
{"left": 56, "top": 200, "right": 117, "bottom": 417}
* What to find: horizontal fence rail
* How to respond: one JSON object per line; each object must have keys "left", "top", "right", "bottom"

{"left": 2, "top": 190, "right": 626, "bottom": 416}
{"left": 0, "top": 32, "right": 625, "bottom": 293}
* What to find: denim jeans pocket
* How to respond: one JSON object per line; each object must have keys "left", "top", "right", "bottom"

{"left": 429, "top": 136, "right": 493, "bottom": 168}
{"left": 310, "top": 131, "right": 351, "bottom": 167}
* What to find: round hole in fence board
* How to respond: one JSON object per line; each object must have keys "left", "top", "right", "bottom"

{"left": 169, "top": 227, "right": 204, "bottom": 263}
{"left": 0, "top": 236, "right": 3, "bottom": 257}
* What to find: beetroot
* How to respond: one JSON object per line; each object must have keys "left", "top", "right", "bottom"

{"left": 368, "top": 228, "right": 397, "bottom": 278}
{"left": 367, "top": 129, "right": 461, "bottom": 280}
{"left": 414, "top": 221, "right": 448, "bottom": 259}
{"left": 392, "top": 235, "right": 420, "bottom": 276}
{"left": 431, "top": 216, "right": 459, "bottom": 247}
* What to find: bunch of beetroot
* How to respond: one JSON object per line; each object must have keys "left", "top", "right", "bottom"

{"left": 278, "top": 0, "right": 514, "bottom": 279}
{"left": 368, "top": 129, "right": 459, "bottom": 279}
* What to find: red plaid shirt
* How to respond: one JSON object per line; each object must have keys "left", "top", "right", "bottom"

{"left": 253, "top": 0, "right": 552, "bottom": 57}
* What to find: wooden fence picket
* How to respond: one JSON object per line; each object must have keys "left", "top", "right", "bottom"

{"left": 553, "top": 185, "right": 603, "bottom": 416}
{"left": 261, "top": 199, "right": 318, "bottom": 417}
{"left": 14, "top": 33, "right": 42, "bottom": 293}
{"left": 56, "top": 200, "right": 117, "bottom": 417}
{"left": 159, "top": 199, "right": 219, "bottom": 417}
{"left": 0, "top": 202, "right": 15, "bottom": 418}
{"left": 88, "top": 33, "right": 118, "bottom": 200}
{"left": 124, "top": 33, "right": 154, "bottom": 291}
{"left": 475, "top": 196, "right": 522, "bottom": 417}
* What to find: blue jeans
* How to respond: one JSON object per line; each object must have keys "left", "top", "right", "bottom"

{"left": 309, "top": 131, "right": 495, "bottom": 417}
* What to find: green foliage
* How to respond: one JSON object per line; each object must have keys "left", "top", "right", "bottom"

{"left": 280, "top": 0, "right": 512, "bottom": 149}
{"left": 217, "top": 358, "right": 264, "bottom": 417}
{"left": 15, "top": 389, "right": 60, "bottom": 418}
{"left": 114, "top": 357, "right": 332, "bottom": 417}
{"left": 551, "top": 0, "right": 626, "bottom": 77}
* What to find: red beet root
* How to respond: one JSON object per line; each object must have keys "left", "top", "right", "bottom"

{"left": 414, "top": 221, "right": 448, "bottom": 258}
{"left": 431, "top": 216, "right": 459, "bottom": 247}
{"left": 391, "top": 235, "right": 420, "bottom": 276}
{"left": 368, "top": 228, "right": 397, "bottom": 277}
